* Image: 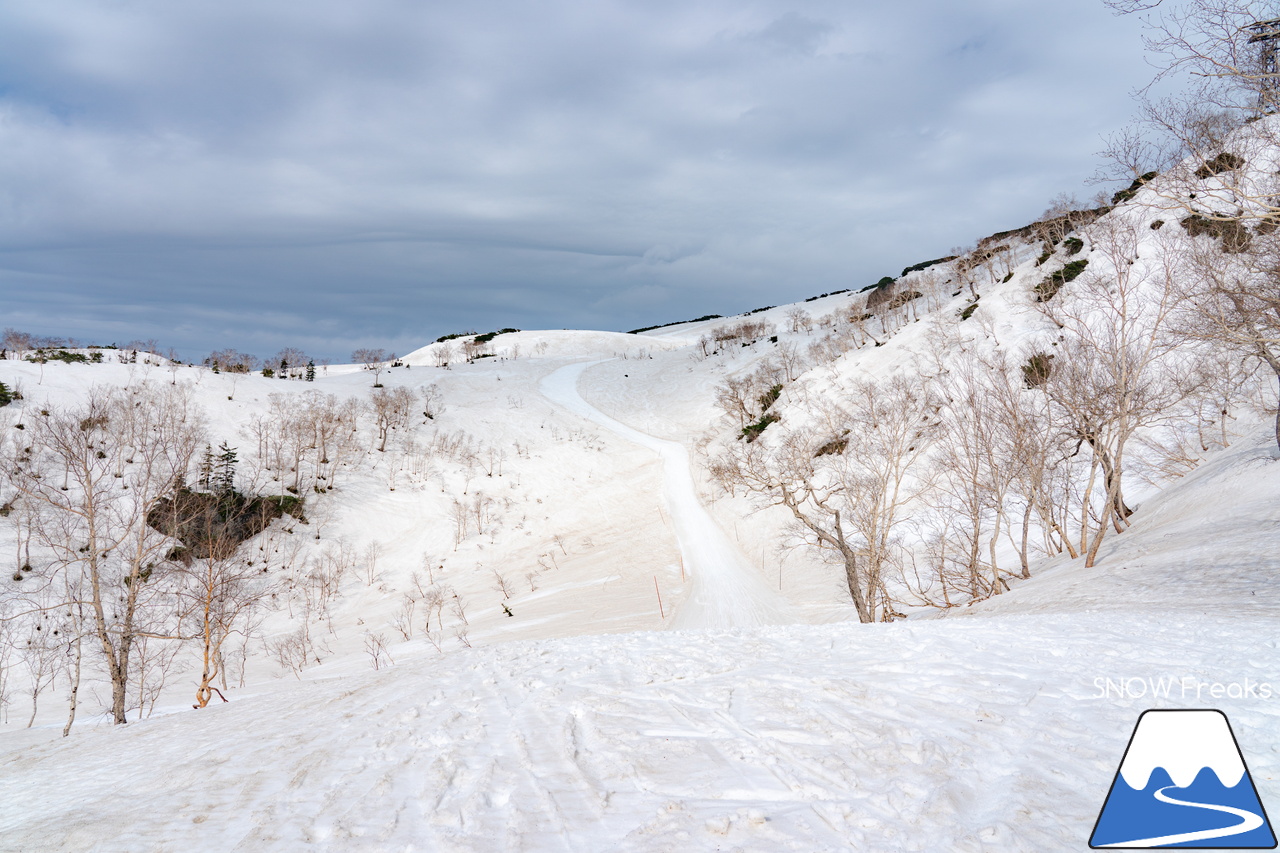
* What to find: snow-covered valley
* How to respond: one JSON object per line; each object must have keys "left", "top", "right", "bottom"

{"left": 2, "top": 168, "right": 1280, "bottom": 851}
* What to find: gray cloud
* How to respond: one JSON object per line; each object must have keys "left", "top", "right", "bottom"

{"left": 0, "top": 0, "right": 1152, "bottom": 360}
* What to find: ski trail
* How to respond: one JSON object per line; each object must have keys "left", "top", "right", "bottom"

{"left": 1098, "top": 785, "right": 1266, "bottom": 848}
{"left": 539, "top": 361, "right": 794, "bottom": 629}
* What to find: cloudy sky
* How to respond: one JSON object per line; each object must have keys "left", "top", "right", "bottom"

{"left": 0, "top": 1, "right": 1154, "bottom": 362}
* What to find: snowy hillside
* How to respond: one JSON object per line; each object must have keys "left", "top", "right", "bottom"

{"left": 0, "top": 418, "right": 1275, "bottom": 851}
{"left": 2, "top": 127, "right": 1280, "bottom": 850}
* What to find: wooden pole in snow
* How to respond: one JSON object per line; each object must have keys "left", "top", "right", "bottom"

{"left": 654, "top": 576, "right": 664, "bottom": 619}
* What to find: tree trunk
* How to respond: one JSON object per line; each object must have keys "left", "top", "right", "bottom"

{"left": 1086, "top": 436, "right": 1133, "bottom": 525}
{"left": 62, "top": 636, "right": 81, "bottom": 738}
{"left": 988, "top": 511, "right": 1002, "bottom": 593}
{"left": 108, "top": 655, "right": 129, "bottom": 725}
{"left": 832, "top": 511, "right": 872, "bottom": 624}
{"left": 1085, "top": 469, "right": 1126, "bottom": 568}
{"left": 783, "top": 495, "right": 872, "bottom": 623}
{"left": 1018, "top": 501, "right": 1033, "bottom": 579}
{"left": 967, "top": 523, "right": 982, "bottom": 598}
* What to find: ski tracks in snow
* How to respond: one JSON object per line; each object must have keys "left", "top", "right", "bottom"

{"left": 539, "top": 361, "right": 792, "bottom": 630}
{"left": 8, "top": 614, "right": 1259, "bottom": 851}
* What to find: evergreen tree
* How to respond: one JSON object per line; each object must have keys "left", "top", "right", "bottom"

{"left": 0, "top": 381, "right": 11, "bottom": 407}
{"left": 214, "top": 442, "right": 238, "bottom": 495}
{"left": 306, "top": 360, "right": 316, "bottom": 382}
{"left": 197, "top": 444, "right": 215, "bottom": 491}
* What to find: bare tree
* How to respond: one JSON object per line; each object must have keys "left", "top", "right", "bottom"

{"left": 926, "top": 352, "right": 1017, "bottom": 600}
{"left": 714, "top": 375, "right": 756, "bottom": 428}
{"left": 360, "top": 542, "right": 383, "bottom": 586}
{"left": 250, "top": 391, "right": 363, "bottom": 494}
{"left": 785, "top": 307, "right": 813, "bottom": 334}
{"left": 421, "top": 385, "right": 442, "bottom": 421}
{"left": 363, "top": 632, "right": 393, "bottom": 670}
{"left": 175, "top": 519, "right": 282, "bottom": 709}
{"left": 1174, "top": 228, "right": 1280, "bottom": 448}
{"left": 204, "top": 348, "right": 259, "bottom": 374}
{"left": 2, "top": 328, "right": 35, "bottom": 355}
{"left": 433, "top": 342, "right": 456, "bottom": 369}
{"left": 1036, "top": 219, "right": 1202, "bottom": 566}
{"left": 6, "top": 384, "right": 204, "bottom": 724}
{"left": 713, "top": 374, "right": 936, "bottom": 622}
{"left": 974, "top": 343, "right": 1082, "bottom": 569}
{"left": 370, "top": 386, "right": 415, "bottom": 453}
{"left": 774, "top": 341, "right": 807, "bottom": 382}
{"left": 0, "top": 616, "right": 12, "bottom": 724}
{"left": 20, "top": 616, "right": 61, "bottom": 727}
{"left": 270, "top": 347, "right": 312, "bottom": 380}
{"left": 1103, "top": 1, "right": 1280, "bottom": 227}
{"left": 352, "top": 348, "right": 389, "bottom": 386}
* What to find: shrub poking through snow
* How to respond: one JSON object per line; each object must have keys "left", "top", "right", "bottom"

{"left": 758, "top": 384, "right": 782, "bottom": 413}
{"left": 1110, "top": 170, "right": 1158, "bottom": 205}
{"left": 1034, "top": 259, "right": 1089, "bottom": 302}
{"left": 1021, "top": 352, "right": 1054, "bottom": 388}
{"left": 1193, "top": 151, "right": 1244, "bottom": 179}
{"left": 148, "top": 490, "right": 306, "bottom": 560}
{"left": 1181, "top": 214, "right": 1251, "bottom": 253}
{"left": 900, "top": 256, "right": 957, "bottom": 277}
{"left": 740, "top": 412, "right": 779, "bottom": 443}
{"left": 26, "top": 349, "right": 88, "bottom": 364}
{"left": 813, "top": 434, "right": 848, "bottom": 457}
{"left": 886, "top": 290, "right": 923, "bottom": 311}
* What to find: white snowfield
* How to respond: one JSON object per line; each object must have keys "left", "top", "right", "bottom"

{"left": 0, "top": 612, "right": 1275, "bottom": 852}
{"left": 540, "top": 361, "right": 792, "bottom": 630}
{"left": 3, "top": 225, "right": 1280, "bottom": 853}
{"left": 0, "top": 342, "right": 1276, "bottom": 852}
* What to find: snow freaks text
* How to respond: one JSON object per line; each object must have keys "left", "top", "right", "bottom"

{"left": 1092, "top": 677, "right": 1275, "bottom": 701}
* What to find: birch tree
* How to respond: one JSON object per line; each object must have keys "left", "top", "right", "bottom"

{"left": 712, "top": 374, "right": 936, "bottom": 622}
{"left": 1036, "top": 220, "right": 1201, "bottom": 566}
{"left": 5, "top": 384, "right": 203, "bottom": 724}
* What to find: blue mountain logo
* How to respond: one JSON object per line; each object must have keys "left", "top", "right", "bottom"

{"left": 1090, "top": 709, "right": 1276, "bottom": 848}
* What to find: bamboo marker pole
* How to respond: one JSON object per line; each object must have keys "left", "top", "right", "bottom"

{"left": 654, "top": 576, "right": 664, "bottom": 619}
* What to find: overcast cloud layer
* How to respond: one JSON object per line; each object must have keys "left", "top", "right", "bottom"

{"left": 0, "top": 1, "right": 1152, "bottom": 361}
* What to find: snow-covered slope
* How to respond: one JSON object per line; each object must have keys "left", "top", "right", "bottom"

{"left": 2, "top": 135, "right": 1280, "bottom": 850}
{"left": 0, "top": 331, "right": 1276, "bottom": 851}
{"left": 0, "top": 423, "right": 1276, "bottom": 850}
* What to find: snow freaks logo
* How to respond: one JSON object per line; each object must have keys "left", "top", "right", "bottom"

{"left": 1092, "top": 676, "right": 1274, "bottom": 701}
{"left": 1089, "top": 710, "right": 1277, "bottom": 849}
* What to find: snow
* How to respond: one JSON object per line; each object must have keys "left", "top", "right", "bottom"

{"left": 1, "top": 337, "right": 1276, "bottom": 851}
{"left": 1, "top": 612, "right": 1275, "bottom": 851}
{"left": 1, "top": 187, "right": 1279, "bottom": 849}
{"left": 540, "top": 361, "right": 792, "bottom": 629}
